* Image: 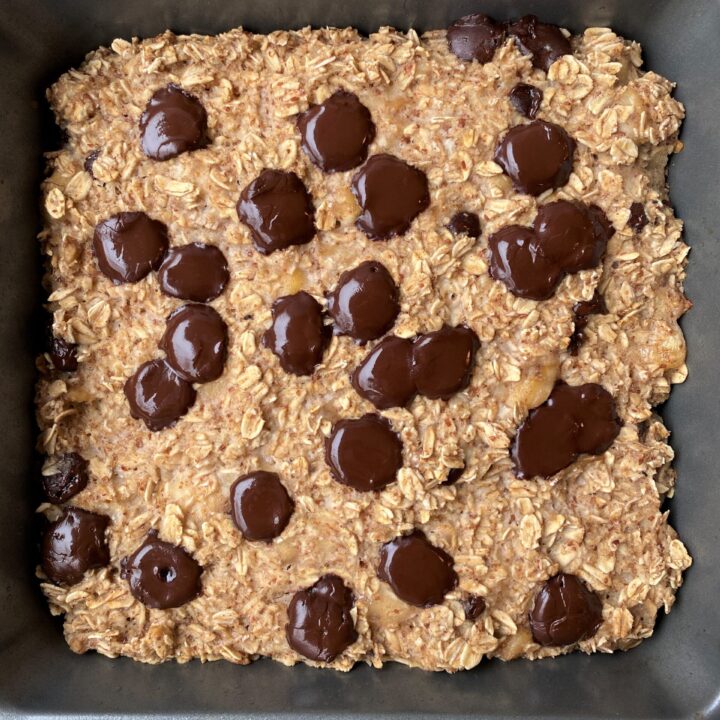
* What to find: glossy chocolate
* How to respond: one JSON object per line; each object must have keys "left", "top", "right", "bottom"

{"left": 139, "top": 84, "right": 208, "bottom": 161}
{"left": 411, "top": 325, "right": 479, "bottom": 400}
{"left": 262, "top": 291, "right": 328, "bottom": 376}
{"left": 494, "top": 120, "right": 576, "bottom": 196}
{"left": 325, "top": 413, "right": 403, "bottom": 492}
{"left": 121, "top": 533, "right": 202, "bottom": 609}
{"left": 41, "top": 507, "right": 110, "bottom": 585}
{"left": 488, "top": 201, "right": 613, "bottom": 300}
{"left": 230, "top": 471, "right": 294, "bottom": 542}
{"left": 41, "top": 452, "right": 88, "bottom": 504}
{"left": 511, "top": 382, "right": 622, "bottom": 479}
{"left": 447, "top": 211, "right": 481, "bottom": 238}
{"left": 529, "top": 572, "right": 603, "bottom": 646}
{"left": 463, "top": 594, "right": 487, "bottom": 621}
{"left": 84, "top": 149, "right": 99, "bottom": 176}
{"left": 160, "top": 303, "right": 228, "bottom": 383}
{"left": 237, "top": 169, "right": 316, "bottom": 255}
{"left": 326, "top": 261, "right": 400, "bottom": 343}
{"left": 124, "top": 358, "right": 196, "bottom": 431}
{"left": 48, "top": 336, "right": 78, "bottom": 372}
{"left": 509, "top": 83, "right": 543, "bottom": 119}
{"left": 569, "top": 290, "right": 608, "bottom": 355}
{"left": 157, "top": 243, "right": 229, "bottom": 302}
{"left": 628, "top": 202, "right": 649, "bottom": 232}
{"left": 377, "top": 530, "right": 458, "bottom": 607}
{"left": 296, "top": 90, "right": 375, "bottom": 172}
{"left": 351, "top": 154, "right": 430, "bottom": 240}
{"left": 507, "top": 15, "right": 572, "bottom": 71}
{"left": 351, "top": 335, "right": 415, "bottom": 410}
{"left": 92, "top": 212, "right": 169, "bottom": 284}
{"left": 286, "top": 574, "right": 358, "bottom": 662}
{"left": 447, "top": 13, "right": 505, "bottom": 64}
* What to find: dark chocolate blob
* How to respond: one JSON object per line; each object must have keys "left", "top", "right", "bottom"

{"left": 351, "top": 335, "right": 415, "bottom": 410}
{"left": 378, "top": 530, "right": 458, "bottom": 607}
{"left": 568, "top": 290, "right": 607, "bottom": 355}
{"left": 488, "top": 201, "right": 614, "bottom": 300}
{"left": 139, "top": 84, "right": 209, "bottom": 161}
{"left": 121, "top": 533, "right": 202, "bottom": 609}
{"left": 509, "top": 83, "right": 543, "bottom": 119}
{"left": 447, "top": 211, "right": 481, "bottom": 238}
{"left": 444, "top": 463, "right": 466, "bottom": 486}
{"left": 84, "top": 149, "right": 100, "bottom": 176}
{"left": 628, "top": 202, "right": 649, "bottom": 232}
{"left": 447, "top": 14, "right": 505, "bottom": 64}
{"left": 41, "top": 507, "right": 110, "bottom": 585}
{"left": 297, "top": 90, "right": 375, "bottom": 173}
{"left": 463, "top": 594, "right": 487, "bottom": 621}
{"left": 48, "top": 336, "right": 78, "bottom": 372}
{"left": 230, "top": 471, "right": 294, "bottom": 542}
{"left": 351, "top": 154, "right": 430, "bottom": 240}
{"left": 494, "top": 120, "right": 576, "bottom": 196}
{"left": 325, "top": 414, "right": 403, "bottom": 492}
{"left": 326, "top": 261, "right": 400, "bottom": 343}
{"left": 529, "top": 572, "right": 603, "bottom": 646}
{"left": 507, "top": 15, "right": 572, "bottom": 71}
{"left": 286, "top": 574, "right": 358, "bottom": 662}
{"left": 237, "top": 169, "right": 316, "bottom": 255}
{"left": 411, "top": 325, "right": 480, "bottom": 400}
{"left": 124, "top": 359, "right": 196, "bottom": 432}
{"left": 262, "top": 291, "right": 328, "bottom": 376}
{"left": 93, "top": 212, "right": 169, "bottom": 284}
{"left": 42, "top": 452, "right": 89, "bottom": 504}
{"left": 160, "top": 303, "right": 228, "bottom": 383}
{"left": 157, "top": 243, "right": 229, "bottom": 303}
{"left": 511, "top": 382, "right": 622, "bottom": 479}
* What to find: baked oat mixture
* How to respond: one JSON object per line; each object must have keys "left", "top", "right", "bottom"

{"left": 36, "top": 12, "right": 692, "bottom": 671}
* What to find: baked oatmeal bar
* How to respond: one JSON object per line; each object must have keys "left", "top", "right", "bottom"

{"left": 36, "top": 13, "right": 691, "bottom": 671}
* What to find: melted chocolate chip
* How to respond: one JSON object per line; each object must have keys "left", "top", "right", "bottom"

{"left": 494, "top": 120, "right": 576, "bottom": 196}
{"left": 41, "top": 507, "right": 110, "bottom": 585}
{"left": 529, "top": 573, "right": 603, "bottom": 646}
{"left": 297, "top": 90, "right": 375, "bottom": 173}
{"left": 48, "top": 336, "right": 78, "bottom": 372}
{"left": 463, "top": 594, "right": 486, "bottom": 621}
{"left": 157, "top": 243, "right": 229, "bottom": 302}
{"left": 160, "top": 304, "right": 228, "bottom": 383}
{"left": 444, "top": 463, "right": 466, "bottom": 486}
{"left": 447, "top": 211, "right": 481, "bottom": 238}
{"left": 351, "top": 154, "right": 430, "bottom": 240}
{"left": 124, "top": 359, "right": 196, "bottom": 431}
{"left": 507, "top": 15, "right": 572, "bottom": 71}
{"left": 139, "top": 84, "right": 208, "bottom": 161}
{"left": 262, "top": 291, "right": 328, "bottom": 376}
{"left": 351, "top": 336, "right": 415, "bottom": 409}
{"left": 411, "top": 325, "right": 479, "bottom": 400}
{"left": 237, "top": 169, "right": 316, "bottom": 255}
{"left": 286, "top": 574, "right": 358, "bottom": 662}
{"left": 488, "top": 201, "right": 613, "bottom": 300}
{"left": 569, "top": 290, "right": 607, "bottom": 355}
{"left": 121, "top": 533, "right": 202, "bottom": 609}
{"left": 325, "top": 414, "right": 403, "bottom": 492}
{"left": 628, "top": 202, "right": 649, "bottom": 232}
{"left": 230, "top": 471, "right": 294, "bottom": 542}
{"left": 326, "top": 261, "right": 400, "bottom": 343}
{"left": 84, "top": 149, "right": 100, "bottom": 176}
{"left": 378, "top": 530, "right": 458, "bottom": 607}
{"left": 511, "top": 382, "right": 621, "bottom": 479}
{"left": 42, "top": 452, "right": 89, "bottom": 504}
{"left": 447, "top": 14, "right": 505, "bottom": 64}
{"left": 509, "top": 83, "right": 543, "bottom": 119}
{"left": 93, "top": 212, "right": 169, "bottom": 284}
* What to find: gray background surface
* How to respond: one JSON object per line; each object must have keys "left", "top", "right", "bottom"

{"left": 0, "top": 1, "right": 718, "bottom": 718}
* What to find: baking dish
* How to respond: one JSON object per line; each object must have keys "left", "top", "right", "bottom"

{"left": 0, "top": 0, "right": 718, "bottom": 717}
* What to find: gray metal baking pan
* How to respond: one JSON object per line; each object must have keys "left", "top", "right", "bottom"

{"left": 1, "top": 0, "right": 718, "bottom": 717}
